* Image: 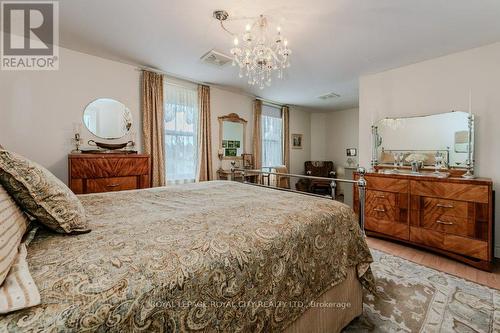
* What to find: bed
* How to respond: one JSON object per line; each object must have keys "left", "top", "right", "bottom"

{"left": 0, "top": 181, "right": 373, "bottom": 332}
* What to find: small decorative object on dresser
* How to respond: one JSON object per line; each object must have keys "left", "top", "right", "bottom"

{"left": 242, "top": 153, "right": 254, "bottom": 169}
{"left": 68, "top": 153, "right": 151, "bottom": 194}
{"left": 354, "top": 172, "right": 494, "bottom": 271}
{"left": 71, "top": 123, "right": 83, "bottom": 153}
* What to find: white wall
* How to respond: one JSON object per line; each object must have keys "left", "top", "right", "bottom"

{"left": 310, "top": 108, "right": 359, "bottom": 200}
{"left": 289, "top": 107, "right": 311, "bottom": 175}
{"left": 311, "top": 108, "right": 359, "bottom": 169}
{"left": 359, "top": 42, "right": 500, "bottom": 256}
{"left": 310, "top": 113, "right": 328, "bottom": 161}
{"left": 0, "top": 47, "right": 141, "bottom": 183}
{"left": 324, "top": 108, "right": 359, "bottom": 171}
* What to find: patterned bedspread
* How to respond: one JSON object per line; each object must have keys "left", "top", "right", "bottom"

{"left": 0, "top": 181, "right": 373, "bottom": 332}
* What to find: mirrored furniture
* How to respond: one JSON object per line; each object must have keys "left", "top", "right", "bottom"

{"left": 371, "top": 111, "right": 475, "bottom": 178}
{"left": 360, "top": 111, "right": 493, "bottom": 270}
{"left": 218, "top": 113, "right": 247, "bottom": 159}
{"left": 83, "top": 98, "right": 133, "bottom": 140}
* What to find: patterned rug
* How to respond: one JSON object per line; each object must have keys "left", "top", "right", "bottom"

{"left": 344, "top": 249, "right": 500, "bottom": 332}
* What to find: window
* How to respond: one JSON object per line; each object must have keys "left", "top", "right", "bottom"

{"left": 164, "top": 83, "right": 198, "bottom": 184}
{"left": 261, "top": 104, "right": 283, "bottom": 168}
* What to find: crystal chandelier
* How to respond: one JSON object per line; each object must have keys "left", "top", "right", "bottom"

{"left": 213, "top": 10, "right": 291, "bottom": 89}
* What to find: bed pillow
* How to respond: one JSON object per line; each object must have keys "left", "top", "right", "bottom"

{"left": 0, "top": 150, "right": 90, "bottom": 234}
{"left": 0, "top": 184, "right": 29, "bottom": 285}
{"left": 0, "top": 243, "right": 41, "bottom": 314}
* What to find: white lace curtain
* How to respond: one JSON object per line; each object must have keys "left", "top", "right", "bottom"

{"left": 261, "top": 104, "right": 283, "bottom": 168}
{"left": 164, "top": 83, "right": 198, "bottom": 184}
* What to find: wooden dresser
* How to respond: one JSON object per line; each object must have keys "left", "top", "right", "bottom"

{"left": 354, "top": 172, "right": 494, "bottom": 270}
{"left": 69, "top": 154, "right": 151, "bottom": 194}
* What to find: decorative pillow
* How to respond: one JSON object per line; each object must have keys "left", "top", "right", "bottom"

{"left": 0, "top": 184, "right": 29, "bottom": 285}
{"left": 0, "top": 150, "right": 90, "bottom": 234}
{"left": 0, "top": 243, "right": 41, "bottom": 314}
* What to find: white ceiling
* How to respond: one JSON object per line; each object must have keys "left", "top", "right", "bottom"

{"left": 58, "top": 0, "right": 500, "bottom": 110}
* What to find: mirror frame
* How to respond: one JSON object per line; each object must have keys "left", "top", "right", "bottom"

{"left": 82, "top": 98, "right": 132, "bottom": 140}
{"left": 370, "top": 110, "right": 475, "bottom": 172}
{"left": 218, "top": 113, "right": 247, "bottom": 160}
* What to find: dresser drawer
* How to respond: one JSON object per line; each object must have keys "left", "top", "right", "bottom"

{"left": 410, "top": 227, "right": 488, "bottom": 260}
{"left": 410, "top": 180, "right": 489, "bottom": 203}
{"left": 86, "top": 176, "right": 138, "bottom": 193}
{"left": 365, "top": 175, "right": 408, "bottom": 193}
{"left": 70, "top": 157, "right": 149, "bottom": 178}
{"left": 366, "top": 203, "right": 396, "bottom": 221}
{"left": 420, "top": 213, "right": 469, "bottom": 237}
{"left": 367, "top": 190, "right": 396, "bottom": 206}
{"left": 422, "top": 197, "right": 468, "bottom": 218}
{"left": 366, "top": 217, "right": 409, "bottom": 240}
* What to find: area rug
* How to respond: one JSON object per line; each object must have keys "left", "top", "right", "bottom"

{"left": 344, "top": 249, "right": 500, "bottom": 332}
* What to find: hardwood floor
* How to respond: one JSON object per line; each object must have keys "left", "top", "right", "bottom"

{"left": 366, "top": 236, "right": 500, "bottom": 289}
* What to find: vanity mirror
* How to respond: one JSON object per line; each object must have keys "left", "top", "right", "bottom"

{"left": 83, "top": 98, "right": 132, "bottom": 140}
{"left": 371, "top": 111, "right": 474, "bottom": 176}
{"left": 219, "top": 113, "right": 247, "bottom": 159}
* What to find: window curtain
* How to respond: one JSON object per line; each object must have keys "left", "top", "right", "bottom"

{"left": 252, "top": 100, "right": 263, "bottom": 169}
{"left": 164, "top": 82, "right": 198, "bottom": 184}
{"left": 261, "top": 104, "right": 283, "bottom": 168}
{"left": 142, "top": 70, "right": 165, "bottom": 187}
{"left": 197, "top": 85, "right": 212, "bottom": 181}
{"left": 282, "top": 105, "right": 290, "bottom": 171}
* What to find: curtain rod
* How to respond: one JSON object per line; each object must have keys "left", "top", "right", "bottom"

{"left": 259, "top": 99, "right": 286, "bottom": 108}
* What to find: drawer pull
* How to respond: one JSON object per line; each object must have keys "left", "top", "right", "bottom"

{"left": 374, "top": 195, "right": 386, "bottom": 199}
{"left": 436, "top": 220, "right": 454, "bottom": 225}
{"left": 106, "top": 183, "right": 121, "bottom": 188}
{"left": 373, "top": 208, "right": 386, "bottom": 212}
{"left": 436, "top": 204, "right": 454, "bottom": 208}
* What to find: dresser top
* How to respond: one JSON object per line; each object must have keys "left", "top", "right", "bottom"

{"left": 69, "top": 153, "right": 150, "bottom": 159}
{"left": 364, "top": 171, "right": 493, "bottom": 185}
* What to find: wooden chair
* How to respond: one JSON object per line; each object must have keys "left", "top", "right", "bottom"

{"left": 269, "top": 166, "right": 290, "bottom": 189}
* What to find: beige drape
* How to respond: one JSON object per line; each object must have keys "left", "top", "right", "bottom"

{"left": 252, "top": 100, "right": 263, "bottom": 169}
{"left": 197, "top": 85, "right": 213, "bottom": 181}
{"left": 282, "top": 105, "right": 290, "bottom": 171}
{"left": 142, "top": 70, "right": 165, "bottom": 187}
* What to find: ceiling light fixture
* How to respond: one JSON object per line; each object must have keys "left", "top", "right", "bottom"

{"left": 213, "top": 10, "right": 291, "bottom": 89}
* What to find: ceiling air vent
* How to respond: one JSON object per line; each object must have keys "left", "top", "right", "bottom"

{"left": 200, "top": 50, "right": 232, "bottom": 67}
{"left": 318, "top": 92, "right": 341, "bottom": 100}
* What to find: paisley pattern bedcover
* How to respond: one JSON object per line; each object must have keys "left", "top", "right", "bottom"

{"left": 0, "top": 181, "right": 373, "bottom": 332}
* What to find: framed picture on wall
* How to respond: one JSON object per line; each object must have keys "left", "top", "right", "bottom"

{"left": 292, "top": 134, "right": 303, "bottom": 149}
{"left": 225, "top": 148, "right": 237, "bottom": 157}
{"left": 346, "top": 148, "right": 357, "bottom": 156}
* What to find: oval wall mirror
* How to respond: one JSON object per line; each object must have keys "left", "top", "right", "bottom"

{"left": 82, "top": 98, "right": 132, "bottom": 139}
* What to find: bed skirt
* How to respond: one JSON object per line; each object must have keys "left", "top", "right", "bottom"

{"left": 284, "top": 267, "right": 362, "bottom": 333}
